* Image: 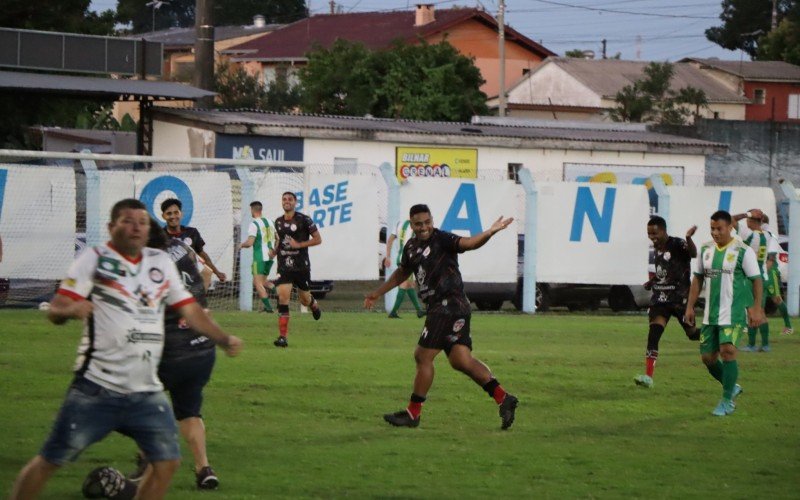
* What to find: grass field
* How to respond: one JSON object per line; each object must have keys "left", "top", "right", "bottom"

{"left": 1, "top": 310, "right": 799, "bottom": 499}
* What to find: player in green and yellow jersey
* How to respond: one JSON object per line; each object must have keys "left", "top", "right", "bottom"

{"left": 685, "top": 210, "right": 765, "bottom": 417}
{"left": 240, "top": 201, "right": 277, "bottom": 313}
{"left": 384, "top": 219, "right": 425, "bottom": 319}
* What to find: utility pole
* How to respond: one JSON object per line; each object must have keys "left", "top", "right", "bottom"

{"left": 771, "top": 0, "right": 778, "bottom": 29}
{"left": 329, "top": 0, "right": 335, "bottom": 14}
{"left": 195, "top": 0, "right": 214, "bottom": 108}
{"left": 601, "top": 38, "right": 607, "bottom": 59}
{"left": 498, "top": 0, "right": 506, "bottom": 117}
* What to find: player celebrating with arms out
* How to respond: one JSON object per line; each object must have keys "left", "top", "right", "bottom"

{"left": 685, "top": 210, "right": 765, "bottom": 417}
{"left": 364, "top": 204, "right": 519, "bottom": 430}
{"left": 271, "top": 192, "right": 322, "bottom": 348}
{"left": 634, "top": 216, "right": 699, "bottom": 389}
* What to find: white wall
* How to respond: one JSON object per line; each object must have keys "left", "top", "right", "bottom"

{"left": 152, "top": 120, "right": 196, "bottom": 159}
{"left": 507, "top": 63, "right": 602, "bottom": 107}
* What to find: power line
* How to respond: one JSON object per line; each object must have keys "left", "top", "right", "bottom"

{"left": 513, "top": 0, "right": 717, "bottom": 19}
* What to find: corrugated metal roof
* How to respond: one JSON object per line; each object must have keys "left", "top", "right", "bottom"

{"left": 224, "top": 8, "right": 555, "bottom": 60}
{"left": 0, "top": 70, "right": 215, "bottom": 100}
{"left": 683, "top": 58, "right": 800, "bottom": 81}
{"left": 153, "top": 107, "right": 726, "bottom": 151}
{"left": 544, "top": 58, "right": 749, "bottom": 103}
{"left": 125, "top": 24, "right": 281, "bottom": 48}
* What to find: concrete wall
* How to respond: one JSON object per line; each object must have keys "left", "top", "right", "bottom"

{"left": 508, "top": 62, "right": 601, "bottom": 107}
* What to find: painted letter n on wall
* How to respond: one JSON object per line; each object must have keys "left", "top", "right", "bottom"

{"left": 569, "top": 186, "right": 616, "bottom": 242}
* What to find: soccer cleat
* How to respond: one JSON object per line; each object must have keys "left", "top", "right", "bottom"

{"left": 127, "top": 453, "right": 148, "bottom": 483}
{"left": 83, "top": 466, "right": 136, "bottom": 499}
{"left": 195, "top": 466, "right": 219, "bottom": 490}
{"left": 732, "top": 384, "right": 743, "bottom": 401}
{"left": 383, "top": 409, "right": 420, "bottom": 428}
{"left": 781, "top": 327, "right": 794, "bottom": 336}
{"left": 416, "top": 309, "right": 427, "bottom": 318}
{"left": 388, "top": 312, "right": 400, "bottom": 319}
{"left": 499, "top": 394, "right": 519, "bottom": 430}
{"left": 634, "top": 374, "right": 654, "bottom": 388}
{"left": 273, "top": 336, "right": 288, "bottom": 348}
{"left": 759, "top": 345, "right": 771, "bottom": 352}
{"left": 739, "top": 344, "right": 757, "bottom": 352}
{"left": 711, "top": 399, "right": 735, "bottom": 416}
{"left": 312, "top": 307, "right": 322, "bottom": 321}
{"left": 686, "top": 329, "right": 700, "bottom": 341}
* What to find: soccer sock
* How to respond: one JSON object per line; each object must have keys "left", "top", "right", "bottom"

{"left": 778, "top": 302, "right": 792, "bottom": 328}
{"left": 261, "top": 297, "right": 273, "bottom": 312}
{"left": 278, "top": 304, "right": 290, "bottom": 337}
{"left": 706, "top": 359, "right": 724, "bottom": 383}
{"left": 645, "top": 324, "right": 664, "bottom": 378}
{"left": 407, "top": 393, "right": 426, "bottom": 419}
{"left": 391, "top": 289, "right": 407, "bottom": 314}
{"left": 309, "top": 298, "right": 320, "bottom": 312}
{"left": 760, "top": 322, "right": 770, "bottom": 347}
{"left": 721, "top": 359, "right": 738, "bottom": 401}
{"left": 482, "top": 378, "right": 508, "bottom": 405}
{"left": 406, "top": 289, "right": 423, "bottom": 312}
{"left": 747, "top": 327, "right": 757, "bottom": 347}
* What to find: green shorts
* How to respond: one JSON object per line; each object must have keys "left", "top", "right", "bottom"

{"left": 765, "top": 267, "right": 782, "bottom": 298}
{"left": 699, "top": 324, "right": 745, "bottom": 354}
{"left": 252, "top": 260, "right": 274, "bottom": 276}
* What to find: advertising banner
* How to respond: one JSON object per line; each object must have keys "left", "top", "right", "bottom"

{"left": 396, "top": 147, "right": 477, "bottom": 181}
{"left": 0, "top": 166, "right": 75, "bottom": 279}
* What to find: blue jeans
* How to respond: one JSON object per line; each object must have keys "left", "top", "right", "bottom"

{"left": 40, "top": 377, "right": 180, "bottom": 465}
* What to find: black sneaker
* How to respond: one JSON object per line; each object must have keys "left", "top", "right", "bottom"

{"left": 499, "top": 394, "right": 518, "bottom": 430}
{"left": 388, "top": 312, "right": 400, "bottom": 319}
{"left": 312, "top": 306, "right": 322, "bottom": 321}
{"left": 274, "top": 336, "right": 288, "bottom": 348}
{"left": 83, "top": 466, "right": 137, "bottom": 499}
{"left": 416, "top": 309, "right": 427, "bottom": 318}
{"left": 196, "top": 466, "right": 219, "bottom": 490}
{"left": 383, "top": 409, "right": 420, "bottom": 428}
{"left": 686, "top": 329, "right": 700, "bottom": 341}
{"left": 127, "top": 453, "right": 148, "bottom": 483}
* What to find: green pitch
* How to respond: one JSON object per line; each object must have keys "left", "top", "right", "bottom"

{"left": 1, "top": 310, "right": 798, "bottom": 498}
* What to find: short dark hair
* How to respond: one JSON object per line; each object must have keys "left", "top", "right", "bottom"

{"left": 110, "top": 198, "right": 147, "bottom": 223}
{"left": 250, "top": 201, "right": 263, "bottom": 210}
{"left": 409, "top": 204, "right": 431, "bottom": 218}
{"left": 282, "top": 191, "right": 297, "bottom": 200}
{"left": 147, "top": 217, "right": 168, "bottom": 249}
{"left": 647, "top": 216, "right": 667, "bottom": 230}
{"left": 762, "top": 214, "right": 770, "bottom": 224}
{"left": 711, "top": 210, "right": 732, "bottom": 223}
{"left": 160, "top": 198, "right": 181, "bottom": 213}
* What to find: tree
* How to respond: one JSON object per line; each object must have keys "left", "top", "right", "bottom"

{"left": 565, "top": 49, "right": 587, "bottom": 58}
{"left": 264, "top": 68, "right": 302, "bottom": 112}
{"left": 213, "top": 61, "right": 268, "bottom": 109}
{"left": 705, "top": 0, "right": 795, "bottom": 57}
{"left": 0, "top": 0, "right": 116, "bottom": 34}
{"left": 758, "top": 12, "right": 800, "bottom": 64}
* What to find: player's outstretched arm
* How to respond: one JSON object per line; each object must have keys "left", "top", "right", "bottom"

{"left": 47, "top": 294, "right": 93, "bottom": 325}
{"left": 179, "top": 302, "right": 243, "bottom": 356}
{"left": 459, "top": 216, "right": 514, "bottom": 251}
{"left": 364, "top": 267, "right": 412, "bottom": 309}
{"left": 685, "top": 225, "right": 698, "bottom": 258}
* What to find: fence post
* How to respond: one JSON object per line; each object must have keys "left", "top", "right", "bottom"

{"left": 517, "top": 168, "right": 537, "bottom": 314}
{"left": 236, "top": 167, "right": 255, "bottom": 312}
{"left": 649, "top": 174, "right": 669, "bottom": 224}
{"left": 80, "top": 150, "right": 102, "bottom": 248}
{"left": 380, "top": 162, "right": 400, "bottom": 313}
{"left": 779, "top": 180, "right": 799, "bottom": 316}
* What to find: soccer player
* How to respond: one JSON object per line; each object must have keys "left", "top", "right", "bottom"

{"left": 271, "top": 191, "right": 322, "bottom": 347}
{"left": 685, "top": 210, "right": 764, "bottom": 417}
{"left": 10, "top": 199, "right": 242, "bottom": 500}
{"left": 634, "top": 216, "right": 699, "bottom": 389}
{"left": 733, "top": 208, "right": 776, "bottom": 351}
{"left": 761, "top": 214, "right": 793, "bottom": 336}
{"left": 240, "top": 201, "right": 277, "bottom": 313}
{"left": 364, "top": 204, "right": 519, "bottom": 430}
{"left": 161, "top": 198, "right": 227, "bottom": 284}
{"left": 383, "top": 218, "right": 425, "bottom": 318}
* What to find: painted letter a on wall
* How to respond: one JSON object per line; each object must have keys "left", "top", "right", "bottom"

{"left": 440, "top": 183, "right": 483, "bottom": 235}
{"left": 569, "top": 186, "right": 616, "bottom": 242}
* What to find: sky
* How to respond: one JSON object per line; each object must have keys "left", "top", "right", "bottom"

{"left": 89, "top": 0, "right": 749, "bottom": 62}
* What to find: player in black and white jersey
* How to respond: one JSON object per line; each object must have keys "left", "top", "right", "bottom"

{"left": 634, "top": 216, "right": 698, "bottom": 389}
{"left": 271, "top": 191, "right": 323, "bottom": 348}
{"left": 161, "top": 198, "right": 226, "bottom": 285}
{"left": 364, "top": 204, "right": 519, "bottom": 430}
{"left": 10, "top": 199, "right": 242, "bottom": 500}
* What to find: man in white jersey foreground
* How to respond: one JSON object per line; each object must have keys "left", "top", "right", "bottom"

{"left": 10, "top": 199, "right": 243, "bottom": 500}
{"left": 685, "top": 210, "right": 764, "bottom": 417}
{"left": 240, "top": 201, "right": 277, "bottom": 313}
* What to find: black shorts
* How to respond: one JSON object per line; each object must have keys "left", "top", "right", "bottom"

{"left": 648, "top": 302, "right": 691, "bottom": 328}
{"left": 275, "top": 269, "right": 311, "bottom": 292}
{"left": 158, "top": 350, "right": 215, "bottom": 421}
{"left": 418, "top": 311, "right": 473, "bottom": 354}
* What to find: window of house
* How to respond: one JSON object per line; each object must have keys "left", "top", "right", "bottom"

{"left": 753, "top": 88, "right": 766, "bottom": 105}
{"left": 334, "top": 157, "right": 358, "bottom": 175}
{"left": 508, "top": 163, "right": 522, "bottom": 184}
{"left": 789, "top": 94, "right": 800, "bottom": 120}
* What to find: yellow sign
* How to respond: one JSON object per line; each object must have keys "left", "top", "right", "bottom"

{"left": 395, "top": 147, "right": 477, "bottom": 181}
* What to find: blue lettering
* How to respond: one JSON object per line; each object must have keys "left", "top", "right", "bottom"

{"left": 340, "top": 202, "right": 352, "bottom": 223}
{"left": 312, "top": 209, "right": 326, "bottom": 227}
{"left": 295, "top": 191, "right": 304, "bottom": 210}
{"left": 441, "top": 183, "right": 483, "bottom": 235}
{"left": 139, "top": 175, "right": 193, "bottom": 224}
{"left": 718, "top": 190, "right": 732, "bottom": 212}
{"left": 327, "top": 204, "right": 341, "bottom": 224}
{"left": 569, "top": 186, "right": 616, "bottom": 243}
{"left": 322, "top": 184, "right": 336, "bottom": 205}
{"left": 0, "top": 169, "right": 7, "bottom": 219}
{"left": 336, "top": 181, "right": 348, "bottom": 202}
{"left": 309, "top": 188, "right": 321, "bottom": 207}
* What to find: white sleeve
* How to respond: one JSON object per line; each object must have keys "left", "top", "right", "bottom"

{"left": 247, "top": 221, "right": 258, "bottom": 238}
{"left": 163, "top": 255, "right": 194, "bottom": 306}
{"left": 767, "top": 235, "right": 781, "bottom": 255}
{"left": 57, "top": 248, "right": 98, "bottom": 300}
{"left": 392, "top": 221, "right": 402, "bottom": 237}
{"left": 741, "top": 247, "right": 761, "bottom": 279}
{"left": 693, "top": 247, "right": 705, "bottom": 276}
{"left": 737, "top": 220, "right": 752, "bottom": 240}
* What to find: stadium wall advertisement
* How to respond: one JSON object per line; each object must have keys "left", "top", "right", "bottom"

{"left": 0, "top": 166, "right": 75, "bottom": 279}
{"left": 395, "top": 147, "right": 478, "bottom": 182}
{"left": 92, "top": 172, "right": 234, "bottom": 278}
{"left": 398, "top": 178, "right": 518, "bottom": 283}
{"left": 536, "top": 182, "right": 651, "bottom": 285}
